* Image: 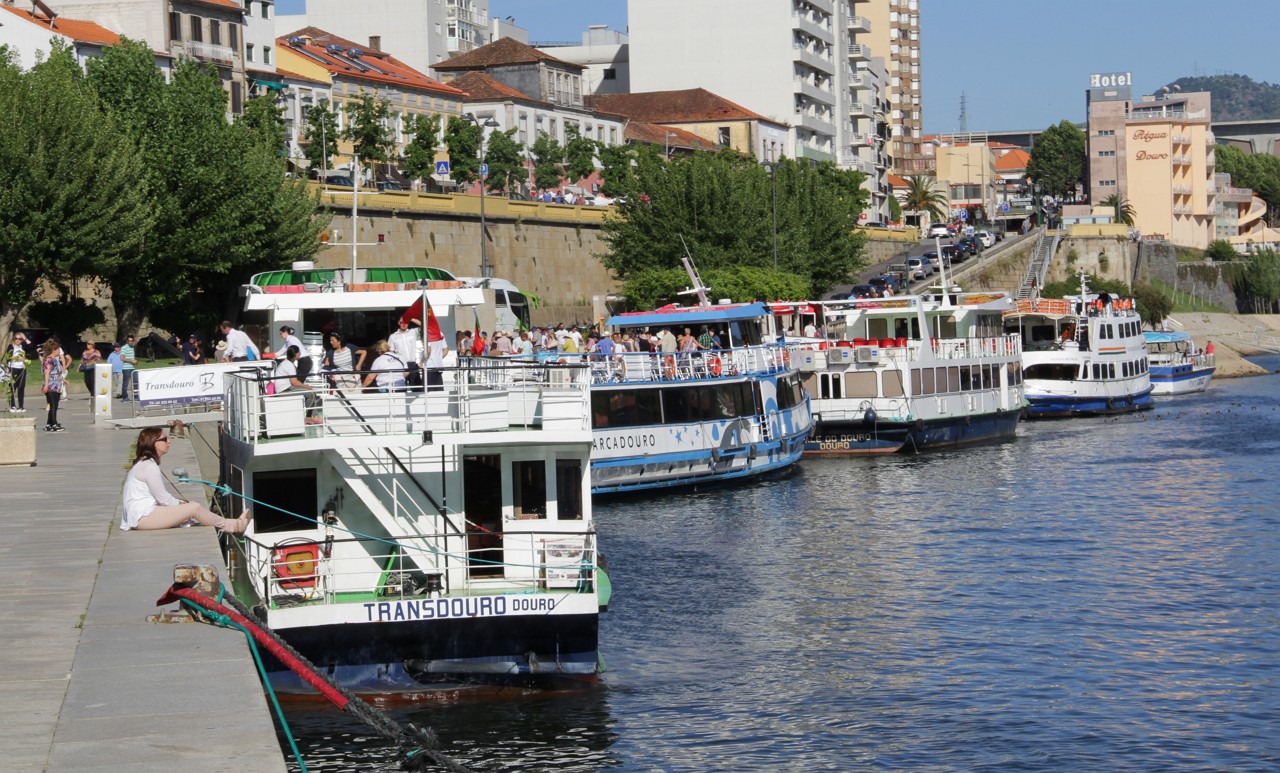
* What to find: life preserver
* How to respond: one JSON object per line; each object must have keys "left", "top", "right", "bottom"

{"left": 663, "top": 355, "right": 676, "bottom": 380}
{"left": 782, "top": 348, "right": 791, "bottom": 367}
{"left": 708, "top": 355, "right": 722, "bottom": 376}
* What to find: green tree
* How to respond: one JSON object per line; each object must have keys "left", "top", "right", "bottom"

{"left": 601, "top": 150, "right": 868, "bottom": 297}
{"left": 1132, "top": 282, "right": 1174, "bottom": 328}
{"left": 342, "top": 91, "right": 394, "bottom": 168}
{"left": 443, "top": 115, "right": 481, "bottom": 187}
{"left": 887, "top": 195, "right": 902, "bottom": 224}
{"left": 1101, "top": 193, "right": 1136, "bottom": 226}
{"left": 237, "top": 93, "right": 288, "bottom": 155}
{"left": 0, "top": 43, "right": 153, "bottom": 344}
{"left": 902, "top": 174, "right": 947, "bottom": 222}
{"left": 483, "top": 128, "right": 525, "bottom": 194}
{"left": 564, "top": 126, "right": 598, "bottom": 183}
{"left": 1243, "top": 248, "right": 1280, "bottom": 313}
{"left": 599, "top": 143, "right": 636, "bottom": 198}
{"left": 400, "top": 113, "right": 440, "bottom": 186}
{"left": 530, "top": 131, "right": 566, "bottom": 191}
{"left": 1205, "top": 239, "right": 1238, "bottom": 262}
{"left": 1027, "top": 119, "right": 1086, "bottom": 199}
{"left": 301, "top": 99, "right": 338, "bottom": 175}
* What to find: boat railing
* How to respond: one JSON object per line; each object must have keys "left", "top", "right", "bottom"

{"left": 788, "top": 335, "right": 1019, "bottom": 362}
{"left": 546, "top": 343, "right": 791, "bottom": 384}
{"left": 223, "top": 360, "right": 591, "bottom": 444}
{"left": 243, "top": 529, "right": 598, "bottom": 609}
{"left": 1192, "top": 352, "right": 1215, "bottom": 369}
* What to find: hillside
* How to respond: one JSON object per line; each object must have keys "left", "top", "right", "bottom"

{"left": 1165, "top": 74, "right": 1280, "bottom": 121}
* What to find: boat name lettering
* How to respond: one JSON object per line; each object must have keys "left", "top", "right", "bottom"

{"left": 593, "top": 433, "right": 658, "bottom": 451}
{"left": 363, "top": 595, "right": 516, "bottom": 622}
{"left": 817, "top": 434, "right": 873, "bottom": 450}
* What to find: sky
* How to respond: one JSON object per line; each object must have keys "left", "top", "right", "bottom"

{"left": 280, "top": 1, "right": 1280, "bottom": 134}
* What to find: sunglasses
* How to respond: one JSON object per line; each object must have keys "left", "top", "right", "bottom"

{"left": 157, "top": 436, "right": 169, "bottom": 442}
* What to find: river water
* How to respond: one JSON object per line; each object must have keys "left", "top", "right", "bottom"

{"left": 280, "top": 363, "right": 1280, "bottom": 771}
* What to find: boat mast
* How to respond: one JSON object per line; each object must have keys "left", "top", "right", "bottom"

{"left": 676, "top": 236, "right": 711, "bottom": 307}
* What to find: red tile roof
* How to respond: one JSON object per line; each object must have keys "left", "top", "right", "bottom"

{"left": 995, "top": 148, "right": 1031, "bottom": 171}
{"left": 434, "top": 36, "right": 581, "bottom": 72}
{"left": 186, "top": 0, "right": 245, "bottom": 11}
{"left": 447, "top": 71, "right": 533, "bottom": 102}
{"left": 279, "top": 27, "right": 465, "bottom": 96}
{"left": 0, "top": 6, "right": 120, "bottom": 47}
{"left": 587, "top": 88, "right": 774, "bottom": 124}
{"left": 887, "top": 173, "right": 910, "bottom": 188}
{"left": 625, "top": 122, "right": 711, "bottom": 151}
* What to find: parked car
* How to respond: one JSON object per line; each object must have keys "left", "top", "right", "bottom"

{"left": 324, "top": 175, "right": 356, "bottom": 188}
{"left": 927, "top": 223, "right": 950, "bottom": 238}
{"left": 921, "top": 250, "right": 940, "bottom": 268}
{"left": 849, "top": 283, "right": 879, "bottom": 299}
{"left": 976, "top": 230, "right": 996, "bottom": 248}
{"left": 877, "top": 274, "right": 905, "bottom": 294}
{"left": 863, "top": 221, "right": 887, "bottom": 229}
{"left": 955, "top": 238, "right": 980, "bottom": 258}
{"left": 906, "top": 257, "right": 930, "bottom": 279}
{"left": 375, "top": 180, "right": 404, "bottom": 191}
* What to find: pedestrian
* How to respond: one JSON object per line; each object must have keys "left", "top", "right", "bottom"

{"left": 119, "top": 427, "right": 249, "bottom": 533}
{"left": 273, "top": 345, "right": 321, "bottom": 423}
{"left": 517, "top": 331, "right": 534, "bottom": 358}
{"left": 218, "top": 321, "right": 259, "bottom": 362}
{"left": 363, "top": 340, "right": 407, "bottom": 392}
{"left": 424, "top": 324, "right": 449, "bottom": 391}
{"left": 120, "top": 334, "right": 138, "bottom": 401}
{"left": 107, "top": 343, "right": 124, "bottom": 398}
{"left": 41, "top": 339, "right": 67, "bottom": 432}
{"left": 7, "top": 332, "right": 30, "bottom": 412}
{"left": 274, "top": 325, "right": 313, "bottom": 381}
{"left": 1205, "top": 340, "right": 1215, "bottom": 355}
{"left": 181, "top": 333, "right": 204, "bottom": 365}
{"left": 322, "top": 332, "right": 366, "bottom": 390}
{"left": 78, "top": 342, "right": 102, "bottom": 397}
{"left": 387, "top": 318, "right": 419, "bottom": 365}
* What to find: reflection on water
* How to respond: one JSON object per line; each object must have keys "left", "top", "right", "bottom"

{"left": 280, "top": 374, "right": 1280, "bottom": 771}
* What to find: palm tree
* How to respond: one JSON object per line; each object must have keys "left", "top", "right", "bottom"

{"left": 1102, "top": 193, "right": 1136, "bottom": 226}
{"left": 903, "top": 174, "right": 948, "bottom": 225}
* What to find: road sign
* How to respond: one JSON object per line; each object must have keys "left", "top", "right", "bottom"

{"left": 435, "top": 160, "right": 450, "bottom": 176}
{"left": 1000, "top": 202, "right": 1010, "bottom": 213}
{"left": 959, "top": 209, "right": 968, "bottom": 221}
{"left": 480, "top": 163, "right": 489, "bottom": 177}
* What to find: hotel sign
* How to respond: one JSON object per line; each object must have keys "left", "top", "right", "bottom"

{"left": 1090, "top": 72, "right": 1132, "bottom": 88}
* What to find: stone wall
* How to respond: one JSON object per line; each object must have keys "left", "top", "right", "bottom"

{"left": 1135, "top": 241, "right": 1241, "bottom": 311}
{"left": 1051, "top": 236, "right": 1138, "bottom": 286}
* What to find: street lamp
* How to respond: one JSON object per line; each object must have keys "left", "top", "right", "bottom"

{"left": 464, "top": 113, "right": 500, "bottom": 281}
{"left": 665, "top": 131, "right": 678, "bottom": 160}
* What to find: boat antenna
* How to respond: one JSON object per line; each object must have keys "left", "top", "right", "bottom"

{"left": 676, "top": 235, "right": 712, "bottom": 307}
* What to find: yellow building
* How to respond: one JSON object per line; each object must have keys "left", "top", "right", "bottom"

{"left": 934, "top": 142, "right": 996, "bottom": 220}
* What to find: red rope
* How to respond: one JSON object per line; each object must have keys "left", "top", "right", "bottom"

{"left": 157, "top": 585, "right": 350, "bottom": 710}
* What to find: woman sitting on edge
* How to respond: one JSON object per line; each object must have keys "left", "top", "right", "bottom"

{"left": 120, "top": 427, "right": 249, "bottom": 533}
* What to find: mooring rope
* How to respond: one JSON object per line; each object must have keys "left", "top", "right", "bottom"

{"left": 160, "top": 584, "right": 471, "bottom": 773}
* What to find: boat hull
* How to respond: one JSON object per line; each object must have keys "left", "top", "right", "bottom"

{"left": 1025, "top": 386, "right": 1154, "bottom": 418}
{"left": 1149, "top": 365, "right": 1214, "bottom": 395}
{"left": 805, "top": 408, "right": 1020, "bottom": 455}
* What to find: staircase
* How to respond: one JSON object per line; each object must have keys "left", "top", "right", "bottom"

{"left": 1016, "top": 229, "right": 1060, "bottom": 299}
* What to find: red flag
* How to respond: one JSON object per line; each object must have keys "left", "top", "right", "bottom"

{"left": 471, "top": 308, "right": 484, "bottom": 355}
{"left": 423, "top": 296, "right": 444, "bottom": 342}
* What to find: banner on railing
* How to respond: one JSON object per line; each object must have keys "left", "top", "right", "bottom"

{"left": 136, "top": 362, "right": 269, "bottom": 409}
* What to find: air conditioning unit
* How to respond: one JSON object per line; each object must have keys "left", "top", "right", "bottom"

{"left": 794, "top": 350, "right": 819, "bottom": 372}
{"left": 854, "top": 347, "right": 880, "bottom": 363}
{"left": 827, "top": 348, "right": 854, "bottom": 364}
{"left": 549, "top": 368, "right": 573, "bottom": 386}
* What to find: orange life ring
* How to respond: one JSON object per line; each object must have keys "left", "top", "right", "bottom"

{"left": 708, "top": 355, "right": 722, "bottom": 376}
{"left": 782, "top": 348, "right": 791, "bottom": 367}
{"left": 663, "top": 355, "right": 676, "bottom": 380}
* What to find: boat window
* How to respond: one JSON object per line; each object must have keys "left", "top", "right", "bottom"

{"left": 1029, "top": 324, "right": 1056, "bottom": 344}
{"left": 801, "top": 372, "right": 819, "bottom": 398}
{"left": 935, "top": 315, "right": 958, "bottom": 339}
{"left": 592, "top": 389, "right": 662, "bottom": 428}
{"left": 252, "top": 468, "right": 317, "bottom": 533}
{"left": 958, "top": 366, "right": 971, "bottom": 392}
{"left": 894, "top": 318, "right": 914, "bottom": 339}
{"left": 463, "top": 455, "right": 503, "bottom": 577}
{"left": 1025, "top": 363, "right": 1078, "bottom": 381}
{"left": 1108, "top": 363, "right": 1116, "bottom": 379}
{"left": 844, "top": 371, "right": 876, "bottom": 397}
{"left": 916, "top": 368, "right": 935, "bottom": 395}
{"left": 555, "top": 459, "right": 584, "bottom": 520}
{"left": 729, "top": 321, "right": 763, "bottom": 346}
{"left": 821, "top": 372, "right": 844, "bottom": 399}
{"left": 513, "top": 460, "right": 547, "bottom": 520}
{"left": 867, "top": 318, "right": 889, "bottom": 339}
{"left": 982, "top": 364, "right": 993, "bottom": 389}
{"left": 883, "top": 369, "right": 905, "bottom": 397}
{"left": 947, "top": 366, "right": 960, "bottom": 393}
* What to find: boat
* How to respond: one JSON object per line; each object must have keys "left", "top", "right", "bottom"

{"left": 216, "top": 267, "right": 607, "bottom": 695}
{"left": 578, "top": 300, "right": 812, "bottom": 495}
{"left": 778, "top": 285, "right": 1025, "bottom": 455}
{"left": 1002, "top": 277, "right": 1153, "bottom": 418}
{"left": 1143, "top": 331, "right": 1216, "bottom": 394}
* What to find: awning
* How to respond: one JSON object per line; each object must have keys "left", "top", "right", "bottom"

{"left": 252, "top": 79, "right": 286, "bottom": 93}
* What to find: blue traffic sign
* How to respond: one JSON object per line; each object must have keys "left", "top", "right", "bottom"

{"left": 435, "top": 160, "right": 450, "bottom": 176}
{"left": 480, "top": 163, "right": 489, "bottom": 177}
{"left": 959, "top": 209, "right": 968, "bottom": 221}
{"left": 1000, "top": 202, "right": 1010, "bottom": 213}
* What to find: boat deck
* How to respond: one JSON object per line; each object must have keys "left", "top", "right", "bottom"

{"left": 0, "top": 397, "right": 285, "bottom": 772}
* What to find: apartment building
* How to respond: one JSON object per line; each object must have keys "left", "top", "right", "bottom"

{"left": 628, "top": 0, "right": 896, "bottom": 220}
{"left": 861, "top": 0, "right": 922, "bottom": 175}
{"left": 535, "top": 26, "right": 630, "bottom": 97}
{"left": 0, "top": 2, "right": 170, "bottom": 75}
{"left": 289, "top": 0, "right": 488, "bottom": 75}
{"left": 49, "top": 0, "right": 248, "bottom": 111}
{"left": 1087, "top": 74, "right": 1217, "bottom": 247}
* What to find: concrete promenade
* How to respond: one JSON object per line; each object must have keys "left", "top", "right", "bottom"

{"left": 0, "top": 395, "right": 285, "bottom": 771}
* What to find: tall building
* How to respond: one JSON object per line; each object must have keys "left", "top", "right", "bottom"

{"left": 628, "top": 0, "right": 896, "bottom": 220}
{"left": 861, "top": 0, "right": 923, "bottom": 175}
{"left": 293, "top": 0, "right": 489, "bottom": 74}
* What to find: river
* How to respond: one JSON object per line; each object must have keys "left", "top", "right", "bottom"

{"left": 279, "top": 363, "right": 1280, "bottom": 771}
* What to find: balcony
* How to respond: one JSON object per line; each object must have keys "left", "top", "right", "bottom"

{"left": 793, "top": 14, "right": 834, "bottom": 44}
{"left": 1207, "top": 152, "right": 1216, "bottom": 167}
{"left": 795, "top": 109, "right": 836, "bottom": 139}
{"left": 793, "top": 45, "right": 835, "bottom": 75}
{"left": 794, "top": 77, "right": 836, "bottom": 106}
{"left": 847, "top": 43, "right": 870, "bottom": 62}
{"left": 176, "top": 39, "right": 239, "bottom": 68}
{"left": 447, "top": 5, "right": 487, "bottom": 27}
{"left": 847, "top": 15, "right": 871, "bottom": 34}
{"left": 848, "top": 101, "right": 872, "bottom": 118}
{"left": 1172, "top": 184, "right": 1192, "bottom": 195}
{"left": 1172, "top": 154, "right": 1191, "bottom": 166}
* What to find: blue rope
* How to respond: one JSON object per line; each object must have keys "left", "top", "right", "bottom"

{"left": 179, "top": 598, "right": 308, "bottom": 773}
{"left": 181, "top": 475, "right": 599, "bottom": 573}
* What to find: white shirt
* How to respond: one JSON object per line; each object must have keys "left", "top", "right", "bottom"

{"left": 425, "top": 338, "right": 447, "bottom": 368}
{"left": 120, "top": 458, "right": 179, "bottom": 530}
{"left": 224, "top": 328, "right": 258, "bottom": 359}
{"left": 372, "top": 353, "right": 407, "bottom": 389}
{"left": 274, "top": 333, "right": 307, "bottom": 360}
{"left": 388, "top": 328, "right": 420, "bottom": 364}
{"left": 803, "top": 324, "right": 817, "bottom": 338}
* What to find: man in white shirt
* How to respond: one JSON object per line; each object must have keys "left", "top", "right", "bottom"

{"left": 658, "top": 328, "right": 678, "bottom": 353}
{"left": 568, "top": 326, "right": 584, "bottom": 350}
{"left": 424, "top": 334, "right": 449, "bottom": 391}
{"left": 219, "top": 321, "right": 259, "bottom": 362}
{"left": 388, "top": 319, "right": 420, "bottom": 364}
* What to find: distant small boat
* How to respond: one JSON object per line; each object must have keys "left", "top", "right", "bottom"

{"left": 1143, "top": 331, "right": 1215, "bottom": 395}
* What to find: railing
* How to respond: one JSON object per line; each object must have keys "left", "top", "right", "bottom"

{"left": 223, "top": 361, "right": 591, "bottom": 445}
{"left": 185, "top": 40, "right": 237, "bottom": 67}
{"left": 447, "top": 4, "right": 487, "bottom": 27}
{"left": 246, "top": 530, "right": 598, "bottom": 608}
{"left": 791, "top": 335, "right": 1020, "bottom": 364}
{"left": 847, "top": 43, "right": 869, "bottom": 59}
{"left": 552, "top": 344, "right": 791, "bottom": 385}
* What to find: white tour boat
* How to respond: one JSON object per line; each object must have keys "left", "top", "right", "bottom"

{"left": 1143, "top": 331, "right": 1216, "bottom": 395}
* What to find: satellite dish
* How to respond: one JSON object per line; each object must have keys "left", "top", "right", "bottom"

{"left": 1172, "top": 84, "right": 1182, "bottom": 92}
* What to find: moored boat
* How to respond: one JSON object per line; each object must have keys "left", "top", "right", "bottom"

{"left": 780, "top": 286, "right": 1025, "bottom": 455}
{"left": 1002, "top": 278, "right": 1153, "bottom": 418}
{"left": 1143, "top": 331, "right": 1215, "bottom": 395}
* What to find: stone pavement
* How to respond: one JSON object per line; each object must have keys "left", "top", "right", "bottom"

{"left": 0, "top": 395, "right": 285, "bottom": 771}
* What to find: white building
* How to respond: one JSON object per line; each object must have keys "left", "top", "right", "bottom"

{"left": 284, "top": 0, "right": 489, "bottom": 74}
{"left": 628, "top": 0, "right": 893, "bottom": 220}
{"left": 536, "top": 26, "right": 629, "bottom": 96}
{"left": 241, "top": 0, "right": 275, "bottom": 72}
{"left": 0, "top": 2, "right": 168, "bottom": 75}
